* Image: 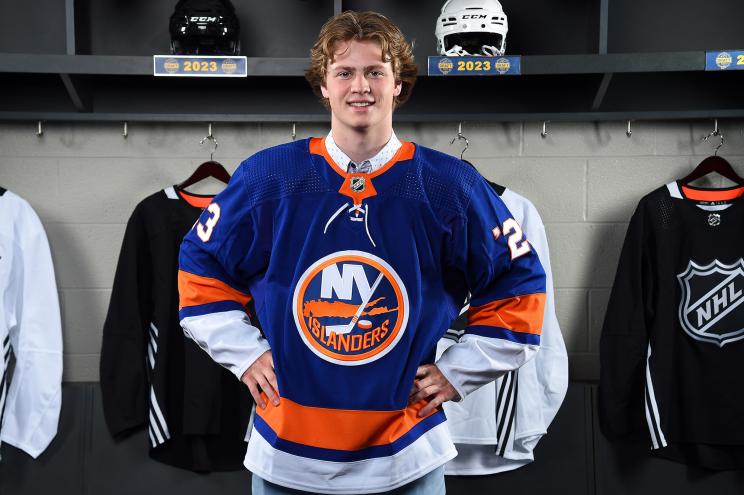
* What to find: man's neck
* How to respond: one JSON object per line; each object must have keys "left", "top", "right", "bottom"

{"left": 330, "top": 124, "right": 392, "bottom": 164}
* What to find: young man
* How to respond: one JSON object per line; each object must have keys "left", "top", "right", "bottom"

{"left": 178, "top": 11, "right": 546, "bottom": 495}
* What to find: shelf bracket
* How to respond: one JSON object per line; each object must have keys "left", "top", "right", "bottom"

{"left": 591, "top": 73, "right": 613, "bottom": 111}
{"left": 59, "top": 74, "right": 91, "bottom": 112}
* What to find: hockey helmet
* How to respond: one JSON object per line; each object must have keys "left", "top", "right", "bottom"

{"left": 169, "top": 0, "right": 241, "bottom": 55}
{"left": 435, "top": 0, "right": 508, "bottom": 56}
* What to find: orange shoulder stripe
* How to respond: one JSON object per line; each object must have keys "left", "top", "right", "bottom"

{"left": 467, "top": 293, "right": 546, "bottom": 335}
{"left": 256, "top": 395, "right": 437, "bottom": 451}
{"left": 178, "top": 270, "right": 251, "bottom": 310}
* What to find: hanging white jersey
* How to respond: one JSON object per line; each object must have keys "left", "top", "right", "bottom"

{"left": 0, "top": 187, "right": 63, "bottom": 461}
{"left": 437, "top": 183, "right": 568, "bottom": 474}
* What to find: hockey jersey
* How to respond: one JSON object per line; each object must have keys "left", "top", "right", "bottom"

{"left": 100, "top": 186, "right": 253, "bottom": 472}
{"left": 438, "top": 182, "right": 568, "bottom": 475}
{"left": 178, "top": 138, "right": 547, "bottom": 493}
{"left": 0, "top": 188, "right": 62, "bottom": 461}
{"left": 600, "top": 181, "right": 744, "bottom": 469}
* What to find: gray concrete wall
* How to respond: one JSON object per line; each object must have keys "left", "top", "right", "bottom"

{"left": 1, "top": 120, "right": 741, "bottom": 381}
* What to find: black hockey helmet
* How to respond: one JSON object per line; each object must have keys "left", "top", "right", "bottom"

{"left": 169, "top": 0, "right": 241, "bottom": 55}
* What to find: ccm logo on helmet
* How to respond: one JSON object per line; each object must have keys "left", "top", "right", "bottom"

{"left": 190, "top": 16, "right": 217, "bottom": 22}
{"left": 462, "top": 14, "right": 488, "bottom": 19}
{"left": 292, "top": 251, "right": 409, "bottom": 366}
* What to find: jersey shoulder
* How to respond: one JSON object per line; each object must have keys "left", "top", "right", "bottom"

{"left": 0, "top": 189, "right": 39, "bottom": 225}
{"left": 399, "top": 144, "right": 483, "bottom": 218}
{"left": 236, "top": 139, "right": 330, "bottom": 208}
{"left": 501, "top": 188, "right": 545, "bottom": 229}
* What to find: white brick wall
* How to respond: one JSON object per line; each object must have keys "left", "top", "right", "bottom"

{"left": 1, "top": 119, "right": 742, "bottom": 381}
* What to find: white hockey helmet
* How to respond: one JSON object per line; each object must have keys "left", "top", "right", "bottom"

{"left": 435, "top": 0, "right": 508, "bottom": 56}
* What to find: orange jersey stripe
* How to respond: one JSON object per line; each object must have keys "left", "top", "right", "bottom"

{"left": 178, "top": 270, "right": 251, "bottom": 310}
{"left": 467, "top": 293, "right": 546, "bottom": 335}
{"left": 681, "top": 185, "right": 744, "bottom": 202}
{"left": 256, "top": 395, "right": 437, "bottom": 451}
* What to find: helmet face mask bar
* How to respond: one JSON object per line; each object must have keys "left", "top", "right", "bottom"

{"left": 435, "top": 0, "right": 509, "bottom": 57}
{"left": 442, "top": 32, "right": 505, "bottom": 57}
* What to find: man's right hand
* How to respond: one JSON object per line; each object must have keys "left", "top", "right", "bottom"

{"left": 241, "top": 350, "right": 280, "bottom": 409}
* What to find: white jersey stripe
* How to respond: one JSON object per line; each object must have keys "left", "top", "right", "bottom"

{"left": 147, "top": 340, "right": 155, "bottom": 369}
{"left": 644, "top": 343, "right": 667, "bottom": 449}
{"left": 148, "top": 425, "right": 157, "bottom": 447}
{"left": 149, "top": 410, "right": 166, "bottom": 445}
{"left": 150, "top": 387, "right": 171, "bottom": 439}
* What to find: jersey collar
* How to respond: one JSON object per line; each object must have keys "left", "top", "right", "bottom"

{"left": 165, "top": 185, "right": 214, "bottom": 209}
{"left": 308, "top": 137, "right": 416, "bottom": 206}
{"left": 325, "top": 130, "right": 402, "bottom": 174}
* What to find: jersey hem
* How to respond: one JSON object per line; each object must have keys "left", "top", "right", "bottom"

{"left": 245, "top": 449, "right": 456, "bottom": 494}
{"left": 449, "top": 428, "right": 546, "bottom": 444}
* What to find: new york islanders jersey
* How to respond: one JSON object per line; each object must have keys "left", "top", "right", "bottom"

{"left": 178, "top": 138, "right": 546, "bottom": 493}
{"left": 600, "top": 181, "right": 744, "bottom": 469}
{"left": 438, "top": 183, "right": 568, "bottom": 474}
{"left": 100, "top": 186, "right": 253, "bottom": 472}
{"left": 0, "top": 188, "right": 62, "bottom": 461}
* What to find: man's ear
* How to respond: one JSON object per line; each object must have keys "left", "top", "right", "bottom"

{"left": 321, "top": 84, "right": 329, "bottom": 98}
{"left": 393, "top": 81, "right": 402, "bottom": 97}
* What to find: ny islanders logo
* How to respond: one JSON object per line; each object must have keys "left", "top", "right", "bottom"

{"left": 677, "top": 259, "right": 744, "bottom": 347}
{"left": 292, "top": 251, "right": 409, "bottom": 365}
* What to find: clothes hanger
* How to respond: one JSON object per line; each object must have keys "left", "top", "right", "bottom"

{"left": 177, "top": 123, "right": 231, "bottom": 190}
{"left": 680, "top": 120, "right": 744, "bottom": 186}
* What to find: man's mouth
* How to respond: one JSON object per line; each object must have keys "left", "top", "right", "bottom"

{"left": 348, "top": 101, "right": 374, "bottom": 107}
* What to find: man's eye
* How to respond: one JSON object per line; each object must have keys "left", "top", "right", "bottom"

{"left": 337, "top": 71, "right": 351, "bottom": 78}
{"left": 369, "top": 71, "right": 384, "bottom": 77}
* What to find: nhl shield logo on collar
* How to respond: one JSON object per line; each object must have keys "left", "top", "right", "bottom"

{"left": 350, "top": 176, "right": 366, "bottom": 193}
{"left": 677, "top": 259, "right": 744, "bottom": 347}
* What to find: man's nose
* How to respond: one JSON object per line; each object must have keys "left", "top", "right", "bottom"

{"left": 351, "top": 72, "right": 370, "bottom": 93}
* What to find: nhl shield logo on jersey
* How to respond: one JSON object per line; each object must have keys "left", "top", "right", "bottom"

{"left": 292, "top": 250, "right": 409, "bottom": 365}
{"left": 677, "top": 259, "right": 744, "bottom": 347}
{"left": 350, "top": 176, "right": 366, "bottom": 192}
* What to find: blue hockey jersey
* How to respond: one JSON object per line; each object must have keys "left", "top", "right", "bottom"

{"left": 178, "top": 137, "right": 546, "bottom": 493}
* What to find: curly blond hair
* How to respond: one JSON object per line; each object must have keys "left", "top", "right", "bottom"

{"left": 305, "top": 11, "right": 418, "bottom": 110}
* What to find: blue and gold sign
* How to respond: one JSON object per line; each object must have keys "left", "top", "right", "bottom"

{"left": 428, "top": 55, "right": 521, "bottom": 76}
{"left": 153, "top": 55, "right": 248, "bottom": 77}
{"left": 705, "top": 50, "right": 744, "bottom": 71}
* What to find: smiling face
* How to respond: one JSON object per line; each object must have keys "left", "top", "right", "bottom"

{"left": 321, "top": 38, "right": 402, "bottom": 137}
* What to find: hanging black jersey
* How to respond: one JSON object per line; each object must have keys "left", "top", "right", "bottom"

{"left": 600, "top": 181, "right": 744, "bottom": 470}
{"left": 100, "top": 186, "right": 253, "bottom": 472}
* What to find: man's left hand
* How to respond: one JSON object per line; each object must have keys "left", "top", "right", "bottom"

{"left": 408, "top": 364, "right": 460, "bottom": 418}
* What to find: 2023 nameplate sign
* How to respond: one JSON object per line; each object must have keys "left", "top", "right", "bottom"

{"left": 153, "top": 55, "right": 247, "bottom": 77}
{"left": 427, "top": 56, "right": 521, "bottom": 76}
{"left": 705, "top": 50, "right": 744, "bottom": 71}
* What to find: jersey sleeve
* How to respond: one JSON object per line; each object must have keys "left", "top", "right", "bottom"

{"left": 99, "top": 204, "right": 152, "bottom": 438}
{"left": 437, "top": 177, "right": 546, "bottom": 401}
{"left": 178, "top": 162, "right": 270, "bottom": 381}
{"left": 1, "top": 199, "right": 62, "bottom": 458}
{"left": 512, "top": 199, "right": 567, "bottom": 453}
{"left": 599, "top": 203, "right": 651, "bottom": 438}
